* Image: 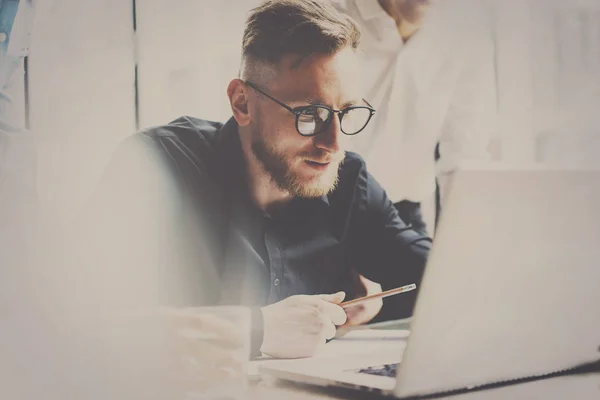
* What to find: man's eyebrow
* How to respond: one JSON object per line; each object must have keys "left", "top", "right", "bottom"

{"left": 303, "top": 96, "right": 323, "bottom": 106}
{"left": 341, "top": 100, "right": 359, "bottom": 108}
{"left": 302, "top": 97, "right": 359, "bottom": 109}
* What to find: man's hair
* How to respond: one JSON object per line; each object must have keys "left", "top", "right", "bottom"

{"left": 241, "top": 0, "right": 361, "bottom": 70}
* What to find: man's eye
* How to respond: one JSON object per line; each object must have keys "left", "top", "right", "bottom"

{"left": 301, "top": 108, "right": 319, "bottom": 117}
{"left": 301, "top": 107, "right": 330, "bottom": 122}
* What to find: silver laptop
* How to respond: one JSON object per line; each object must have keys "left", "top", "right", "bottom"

{"left": 260, "top": 167, "right": 600, "bottom": 398}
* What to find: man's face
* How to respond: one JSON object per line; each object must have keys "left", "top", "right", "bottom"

{"left": 395, "top": 0, "right": 432, "bottom": 24}
{"left": 248, "top": 47, "right": 361, "bottom": 198}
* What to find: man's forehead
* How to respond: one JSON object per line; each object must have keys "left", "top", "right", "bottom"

{"left": 275, "top": 48, "right": 360, "bottom": 77}
{"left": 272, "top": 49, "right": 363, "bottom": 104}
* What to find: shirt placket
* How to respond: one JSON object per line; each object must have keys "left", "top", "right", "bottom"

{"left": 264, "top": 217, "right": 285, "bottom": 303}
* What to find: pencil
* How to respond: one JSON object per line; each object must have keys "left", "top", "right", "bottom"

{"left": 340, "top": 283, "right": 417, "bottom": 309}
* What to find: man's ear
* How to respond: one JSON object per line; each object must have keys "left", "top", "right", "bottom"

{"left": 227, "top": 79, "right": 251, "bottom": 126}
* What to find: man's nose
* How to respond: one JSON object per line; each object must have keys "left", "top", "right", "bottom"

{"left": 314, "top": 114, "right": 343, "bottom": 154}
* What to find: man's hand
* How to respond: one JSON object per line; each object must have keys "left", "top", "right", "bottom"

{"left": 343, "top": 275, "right": 383, "bottom": 327}
{"left": 260, "top": 292, "right": 347, "bottom": 359}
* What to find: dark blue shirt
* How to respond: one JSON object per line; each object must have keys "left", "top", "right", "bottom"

{"left": 90, "top": 116, "right": 432, "bottom": 353}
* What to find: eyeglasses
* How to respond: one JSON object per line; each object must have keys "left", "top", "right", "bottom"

{"left": 244, "top": 80, "right": 376, "bottom": 137}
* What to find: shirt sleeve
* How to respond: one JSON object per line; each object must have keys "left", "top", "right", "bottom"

{"left": 436, "top": 13, "right": 497, "bottom": 200}
{"left": 86, "top": 134, "right": 266, "bottom": 357}
{"left": 351, "top": 166, "right": 431, "bottom": 299}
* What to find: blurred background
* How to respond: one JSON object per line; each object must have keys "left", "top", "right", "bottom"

{"left": 12, "top": 0, "right": 600, "bottom": 219}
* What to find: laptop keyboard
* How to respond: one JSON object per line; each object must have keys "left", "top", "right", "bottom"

{"left": 356, "top": 363, "right": 399, "bottom": 378}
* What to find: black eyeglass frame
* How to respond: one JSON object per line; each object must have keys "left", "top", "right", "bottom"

{"left": 244, "top": 80, "right": 376, "bottom": 137}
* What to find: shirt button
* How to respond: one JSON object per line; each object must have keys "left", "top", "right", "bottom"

{"left": 0, "top": 33, "right": 7, "bottom": 43}
{"left": 273, "top": 278, "right": 280, "bottom": 287}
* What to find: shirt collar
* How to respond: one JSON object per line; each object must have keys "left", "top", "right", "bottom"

{"left": 354, "top": 0, "right": 389, "bottom": 21}
{"left": 274, "top": 195, "right": 330, "bottom": 221}
{"left": 215, "top": 116, "right": 248, "bottom": 195}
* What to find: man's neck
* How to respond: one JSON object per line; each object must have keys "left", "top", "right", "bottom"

{"left": 397, "top": 19, "right": 421, "bottom": 43}
{"left": 377, "top": 0, "right": 423, "bottom": 43}
{"left": 239, "top": 135, "right": 293, "bottom": 213}
{"left": 246, "top": 168, "right": 293, "bottom": 213}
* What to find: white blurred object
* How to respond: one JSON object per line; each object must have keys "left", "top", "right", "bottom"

{"left": 493, "top": 0, "right": 600, "bottom": 165}
{"left": 338, "top": 0, "right": 497, "bottom": 203}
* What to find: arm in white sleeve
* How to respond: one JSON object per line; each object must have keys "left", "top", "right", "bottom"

{"left": 436, "top": 24, "right": 497, "bottom": 200}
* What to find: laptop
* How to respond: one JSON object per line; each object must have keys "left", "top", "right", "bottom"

{"left": 260, "top": 167, "right": 600, "bottom": 398}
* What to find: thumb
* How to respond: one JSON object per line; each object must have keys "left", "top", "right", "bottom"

{"left": 318, "top": 291, "right": 346, "bottom": 304}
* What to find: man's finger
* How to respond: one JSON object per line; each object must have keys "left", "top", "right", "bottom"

{"left": 344, "top": 304, "right": 365, "bottom": 320}
{"left": 358, "top": 275, "right": 382, "bottom": 292}
{"left": 318, "top": 291, "right": 346, "bottom": 304}
{"left": 318, "top": 300, "right": 347, "bottom": 326}
{"left": 321, "top": 315, "right": 337, "bottom": 341}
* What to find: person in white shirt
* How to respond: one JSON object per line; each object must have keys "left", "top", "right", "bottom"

{"left": 331, "top": 0, "right": 496, "bottom": 321}
{"left": 332, "top": 0, "right": 497, "bottom": 236}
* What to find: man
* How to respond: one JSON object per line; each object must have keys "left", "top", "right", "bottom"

{"left": 333, "top": 0, "right": 496, "bottom": 234}
{"left": 86, "top": 0, "right": 431, "bottom": 359}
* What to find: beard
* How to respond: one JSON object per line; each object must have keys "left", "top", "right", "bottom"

{"left": 250, "top": 125, "right": 344, "bottom": 198}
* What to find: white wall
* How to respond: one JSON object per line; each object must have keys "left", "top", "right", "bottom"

{"left": 29, "top": 0, "right": 136, "bottom": 218}
{"left": 532, "top": 0, "right": 600, "bottom": 165}
{"left": 493, "top": 0, "right": 600, "bottom": 165}
{"left": 28, "top": 0, "right": 261, "bottom": 218}
{"left": 136, "top": 0, "right": 260, "bottom": 128}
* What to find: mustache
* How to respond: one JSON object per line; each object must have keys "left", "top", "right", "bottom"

{"left": 300, "top": 150, "right": 345, "bottom": 164}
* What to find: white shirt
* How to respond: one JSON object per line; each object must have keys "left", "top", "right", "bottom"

{"left": 334, "top": 0, "right": 497, "bottom": 203}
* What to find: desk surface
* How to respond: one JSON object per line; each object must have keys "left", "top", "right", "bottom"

{"left": 249, "top": 374, "right": 600, "bottom": 400}
{"left": 248, "top": 327, "right": 600, "bottom": 400}
{"left": 249, "top": 329, "right": 409, "bottom": 377}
